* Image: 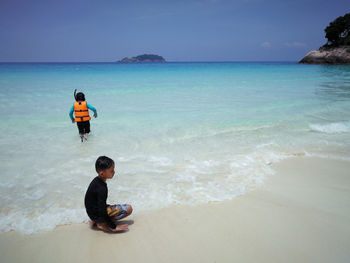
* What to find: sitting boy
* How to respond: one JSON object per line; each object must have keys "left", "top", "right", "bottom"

{"left": 84, "top": 156, "right": 133, "bottom": 232}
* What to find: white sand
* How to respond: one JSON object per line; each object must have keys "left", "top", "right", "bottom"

{"left": 1, "top": 157, "right": 350, "bottom": 263}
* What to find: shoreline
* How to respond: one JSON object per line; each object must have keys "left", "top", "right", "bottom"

{"left": 1, "top": 156, "right": 350, "bottom": 262}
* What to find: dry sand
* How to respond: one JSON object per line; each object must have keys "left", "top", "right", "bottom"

{"left": 1, "top": 157, "right": 349, "bottom": 263}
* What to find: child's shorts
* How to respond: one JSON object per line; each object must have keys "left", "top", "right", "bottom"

{"left": 77, "top": 120, "right": 90, "bottom": 134}
{"left": 107, "top": 204, "right": 128, "bottom": 220}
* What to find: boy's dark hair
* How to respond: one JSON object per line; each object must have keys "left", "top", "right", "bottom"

{"left": 75, "top": 92, "right": 85, "bottom": 101}
{"left": 95, "top": 156, "right": 115, "bottom": 173}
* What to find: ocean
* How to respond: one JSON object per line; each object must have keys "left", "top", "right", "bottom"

{"left": 0, "top": 62, "right": 350, "bottom": 234}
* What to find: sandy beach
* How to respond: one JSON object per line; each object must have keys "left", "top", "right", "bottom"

{"left": 1, "top": 156, "right": 349, "bottom": 263}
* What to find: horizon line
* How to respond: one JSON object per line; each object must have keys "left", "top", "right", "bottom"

{"left": 0, "top": 60, "right": 299, "bottom": 63}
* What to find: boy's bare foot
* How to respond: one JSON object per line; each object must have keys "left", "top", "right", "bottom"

{"left": 89, "top": 220, "right": 96, "bottom": 228}
{"left": 96, "top": 222, "right": 129, "bottom": 233}
{"left": 96, "top": 222, "right": 110, "bottom": 232}
{"left": 112, "top": 224, "right": 129, "bottom": 232}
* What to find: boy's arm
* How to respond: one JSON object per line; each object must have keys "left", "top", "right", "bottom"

{"left": 87, "top": 103, "right": 97, "bottom": 117}
{"left": 93, "top": 185, "right": 129, "bottom": 233}
{"left": 69, "top": 105, "right": 75, "bottom": 122}
{"left": 95, "top": 189, "right": 116, "bottom": 229}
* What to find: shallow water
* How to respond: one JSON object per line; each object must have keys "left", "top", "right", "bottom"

{"left": 0, "top": 62, "right": 350, "bottom": 234}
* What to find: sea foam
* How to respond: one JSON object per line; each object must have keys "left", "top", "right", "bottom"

{"left": 310, "top": 121, "right": 350, "bottom": 134}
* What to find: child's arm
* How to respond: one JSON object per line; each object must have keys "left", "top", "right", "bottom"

{"left": 69, "top": 105, "right": 75, "bottom": 122}
{"left": 95, "top": 202, "right": 128, "bottom": 232}
{"left": 94, "top": 188, "right": 120, "bottom": 230}
{"left": 87, "top": 103, "right": 97, "bottom": 118}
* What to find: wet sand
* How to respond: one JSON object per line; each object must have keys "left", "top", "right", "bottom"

{"left": 1, "top": 157, "right": 349, "bottom": 263}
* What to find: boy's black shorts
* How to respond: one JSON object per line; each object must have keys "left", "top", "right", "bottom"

{"left": 77, "top": 121, "right": 90, "bottom": 134}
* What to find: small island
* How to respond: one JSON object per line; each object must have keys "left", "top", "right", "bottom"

{"left": 299, "top": 13, "right": 350, "bottom": 65}
{"left": 117, "top": 54, "right": 166, "bottom": 63}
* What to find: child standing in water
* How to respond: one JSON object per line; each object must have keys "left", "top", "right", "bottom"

{"left": 85, "top": 156, "right": 133, "bottom": 232}
{"left": 69, "top": 90, "right": 97, "bottom": 142}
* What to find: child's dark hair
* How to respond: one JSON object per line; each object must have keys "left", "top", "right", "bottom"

{"left": 95, "top": 156, "right": 115, "bottom": 173}
{"left": 75, "top": 92, "right": 85, "bottom": 101}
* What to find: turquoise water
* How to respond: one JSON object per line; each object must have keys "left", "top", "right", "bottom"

{"left": 1, "top": 62, "right": 350, "bottom": 234}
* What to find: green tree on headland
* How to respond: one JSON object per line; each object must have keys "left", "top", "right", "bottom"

{"left": 324, "top": 13, "right": 350, "bottom": 47}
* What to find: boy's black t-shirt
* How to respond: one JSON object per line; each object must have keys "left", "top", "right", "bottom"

{"left": 84, "top": 176, "right": 116, "bottom": 229}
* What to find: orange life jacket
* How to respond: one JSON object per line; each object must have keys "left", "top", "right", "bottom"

{"left": 74, "top": 101, "right": 91, "bottom": 122}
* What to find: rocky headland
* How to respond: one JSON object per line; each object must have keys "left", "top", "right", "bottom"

{"left": 299, "top": 46, "right": 350, "bottom": 65}
{"left": 118, "top": 54, "right": 166, "bottom": 63}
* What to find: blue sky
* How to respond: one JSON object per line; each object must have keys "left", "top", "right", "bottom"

{"left": 0, "top": 0, "right": 349, "bottom": 62}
